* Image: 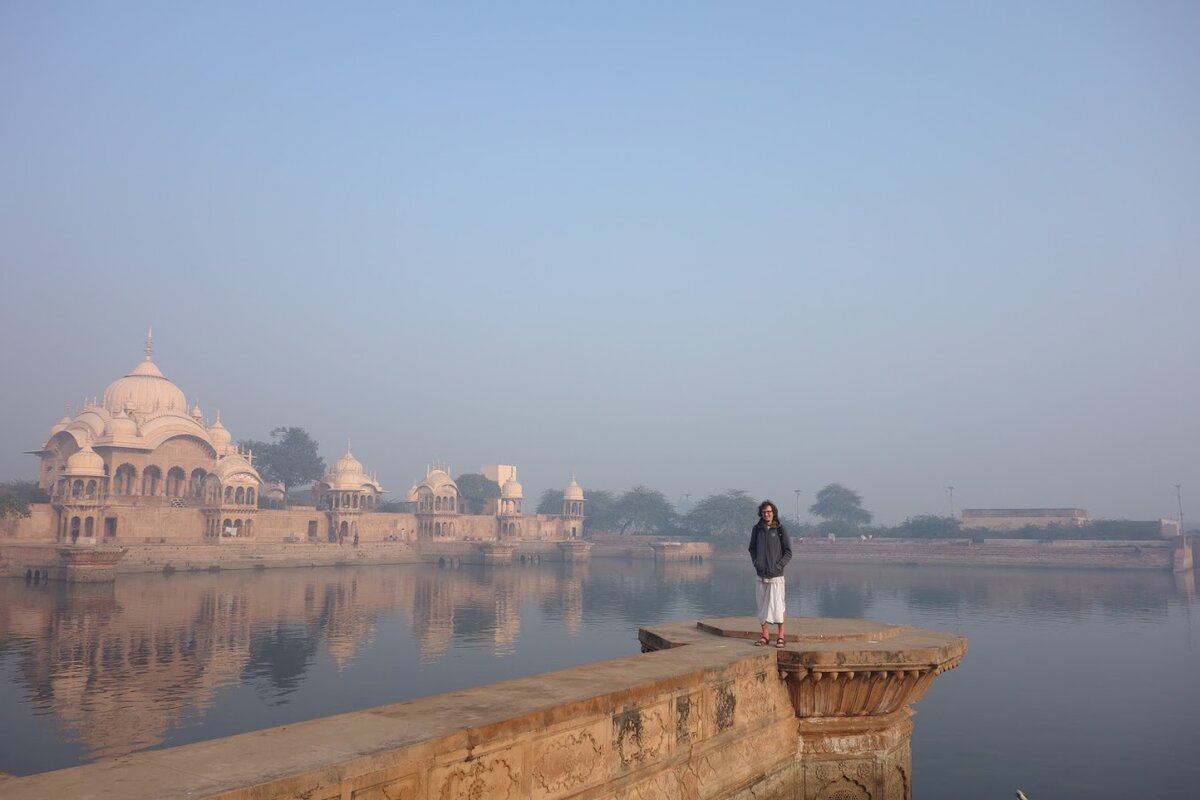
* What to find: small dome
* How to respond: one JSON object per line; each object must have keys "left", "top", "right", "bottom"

{"left": 65, "top": 445, "right": 106, "bottom": 477}
{"left": 405, "top": 483, "right": 419, "bottom": 502}
{"left": 332, "top": 449, "right": 365, "bottom": 480}
{"left": 501, "top": 476, "right": 523, "bottom": 499}
{"left": 419, "top": 468, "right": 457, "bottom": 493}
{"left": 50, "top": 414, "right": 73, "bottom": 435}
{"left": 325, "top": 446, "right": 376, "bottom": 490}
{"left": 208, "top": 417, "right": 231, "bottom": 446}
{"left": 190, "top": 404, "right": 204, "bottom": 420}
{"left": 212, "top": 454, "right": 261, "bottom": 484}
{"left": 105, "top": 410, "right": 137, "bottom": 437}
{"left": 564, "top": 477, "right": 584, "bottom": 501}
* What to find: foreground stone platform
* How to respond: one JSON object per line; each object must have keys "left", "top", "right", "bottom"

{"left": 4, "top": 617, "right": 964, "bottom": 800}
{"left": 642, "top": 617, "right": 966, "bottom": 798}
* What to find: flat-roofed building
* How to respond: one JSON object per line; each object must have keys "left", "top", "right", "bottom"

{"left": 961, "top": 508, "right": 1090, "bottom": 531}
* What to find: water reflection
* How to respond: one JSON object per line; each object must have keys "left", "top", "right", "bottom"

{"left": 0, "top": 558, "right": 1196, "bottom": 791}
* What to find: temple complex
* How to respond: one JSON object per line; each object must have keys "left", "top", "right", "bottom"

{"left": 11, "top": 335, "right": 584, "bottom": 553}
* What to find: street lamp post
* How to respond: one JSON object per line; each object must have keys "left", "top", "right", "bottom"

{"left": 947, "top": 486, "right": 955, "bottom": 518}
{"left": 795, "top": 489, "right": 802, "bottom": 526}
{"left": 1175, "top": 484, "right": 1184, "bottom": 534}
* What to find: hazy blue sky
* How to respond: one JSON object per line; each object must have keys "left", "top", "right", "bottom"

{"left": 2, "top": 2, "right": 1197, "bottom": 524}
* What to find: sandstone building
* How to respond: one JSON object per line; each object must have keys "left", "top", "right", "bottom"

{"left": 18, "top": 335, "right": 583, "bottom": 547}
{"left": 960, "top": 508, "right": 1090, "bottom": 531}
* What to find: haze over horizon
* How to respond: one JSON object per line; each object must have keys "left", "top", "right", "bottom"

{"left": 2, "top": 2, "right": 1196, "bottom": 525}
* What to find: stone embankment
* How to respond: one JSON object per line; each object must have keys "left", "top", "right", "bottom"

{"left": 3, "top": 534, "right": 1192, "bottom": 582}
{"left": 781, "top": 537, "right": 1186, "bottom": 571}
{"left": 703, "top": 536, "right": 1195, "bottom": 572}
{"left": 0, "top": 539, "right": 598, "bottom": 580}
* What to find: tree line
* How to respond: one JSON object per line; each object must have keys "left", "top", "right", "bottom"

{"left": 530, "top": 483, "right": 875, "bottom": 540}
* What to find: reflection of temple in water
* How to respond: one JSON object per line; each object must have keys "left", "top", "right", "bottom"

{"left": 0, "top": 563, "right": 601, "bottom": 763}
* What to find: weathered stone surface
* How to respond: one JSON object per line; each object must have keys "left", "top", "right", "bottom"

{"left": 641, "top": 617, "right": 964, "bottom": 800}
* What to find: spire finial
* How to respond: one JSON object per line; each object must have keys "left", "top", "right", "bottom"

{"left": 347, "top": 437, "right": 352, "bottom": 455}
{"left": 144, "top": 327, "right": 154, "bottom": 361}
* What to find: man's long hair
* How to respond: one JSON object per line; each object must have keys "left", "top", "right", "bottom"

{"left": 758, "top": 500, "right": 783, "bottom": 530}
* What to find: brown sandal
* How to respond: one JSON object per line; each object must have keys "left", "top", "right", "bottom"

{"left": 754, "top": 636, "right": 770, "bottom": 646}
{"left": 775, "top": 637, "right": 785, "bottom": 648}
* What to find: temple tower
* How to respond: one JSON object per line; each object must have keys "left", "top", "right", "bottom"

{"left": 563, "top": 476, "right": 585, "bottom": 538}
{"left": 53, "top": 444, "right": 109, "bottom": 545}
{"left": 314, "top": 445, "right": 384, "bottom": 544}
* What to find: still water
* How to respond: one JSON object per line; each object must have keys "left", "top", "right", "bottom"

{"left": 1, "top": 558, "right": 1196, "bottom": 798}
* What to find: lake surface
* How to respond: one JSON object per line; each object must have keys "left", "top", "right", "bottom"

{"left": 1, "top": 558, "right": 1196, "bottom": 798}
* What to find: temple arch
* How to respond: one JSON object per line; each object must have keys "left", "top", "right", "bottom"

{"left": 142, "top": 466, "right": 162, "bottom": 496}
{"left": 166, "top": 467, "right": 186, "bottom": 497}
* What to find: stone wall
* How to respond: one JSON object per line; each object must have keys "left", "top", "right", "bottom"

{"left": 0, "top": 503, "right": 55, "bottom": 540}
{"left": 2, "top": 631, "right": 799, "bottom": 800}
{"left": 1, "top": 503, "right": 574, "bottom": 547}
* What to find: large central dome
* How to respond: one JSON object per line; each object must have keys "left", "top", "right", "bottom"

{"left": 101, "top": 335, "right": 188, "bottom": 415}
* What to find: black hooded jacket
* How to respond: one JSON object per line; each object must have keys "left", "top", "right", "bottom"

{"left": 749, "top": 522, "right": 792, "bottom": 579}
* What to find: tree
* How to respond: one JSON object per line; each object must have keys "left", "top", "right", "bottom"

{"left": 537, "top": 489, "right": 564, "bottom": 515}
{"left": 455, "top": 473, "right": 501, "bottom": 515}
{"left": 240, "top": 427, "right": 326, "bottom": 498}
{"left": 891, "top": 515, "right": 960, "bottom": 539}
{"left": 616, "top": 486, "right": 675, "bottom": 535}
{"left": 685, "top": 490, "right": 758, "bottom": 539}
{"left": 0, "top": 483, "right": 31, "bottom": 519}
{"left": 1, "top": 480, "right": 49, "bottom": 504}
{"left": 581, "top": 489, "right": 619, "bottom": 534}
{"left": 809, "top": 483, "right": 872, "bottom": 533}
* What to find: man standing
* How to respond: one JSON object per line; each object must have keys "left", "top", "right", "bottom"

{"left": 749, "top": 500, "right": 792, "bottom": 647}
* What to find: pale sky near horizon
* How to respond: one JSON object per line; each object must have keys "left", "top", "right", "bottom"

{"left": 1, "top": 2, "right": 1197, "bottom": 525}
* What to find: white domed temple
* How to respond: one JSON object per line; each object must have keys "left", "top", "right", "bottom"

{"left": 30, "top": 333, "right": 263, "bottom": 545}
{"left": 14, "top": 335, "right": 585, "bottom": 553}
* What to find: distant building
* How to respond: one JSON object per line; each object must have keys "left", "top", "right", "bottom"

{"left": 1158, "top": 519, "right": 1182, "bottom": 537}
{"left": 960, "top": 508, "right": 1090, "bottom": 531}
